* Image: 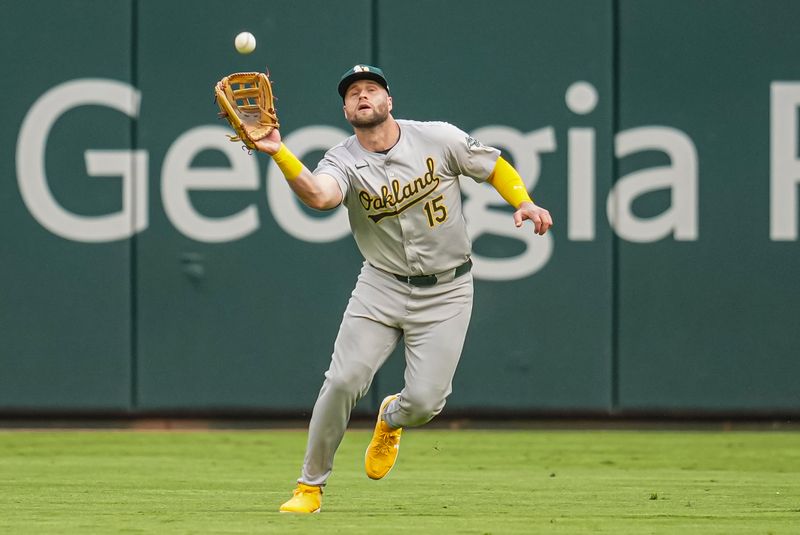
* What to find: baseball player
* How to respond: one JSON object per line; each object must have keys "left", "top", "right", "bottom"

{"left": 254, "top": 65, "right": 552, "bottom": 513}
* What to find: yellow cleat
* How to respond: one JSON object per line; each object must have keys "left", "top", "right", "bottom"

{"left": 365, "top": 394, "right": 403, "bottom": 480}
{"left": 279, "top": 483, "right": 322, "bottom": 513}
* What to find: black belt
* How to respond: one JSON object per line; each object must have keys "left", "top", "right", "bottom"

{"left": 384, "top": 258, "right": 472, "bottom": 287}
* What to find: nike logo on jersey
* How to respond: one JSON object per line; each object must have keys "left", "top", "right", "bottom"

{"left": 358, "top": 157, "right": 441, "bottom": 223}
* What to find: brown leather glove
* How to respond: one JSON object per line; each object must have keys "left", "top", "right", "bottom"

{"left": 214, "top": 71, "right": 279, "bottom": 150}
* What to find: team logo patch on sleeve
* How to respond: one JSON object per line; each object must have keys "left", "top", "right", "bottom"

{"left": 465, "top": 136, "right": 488, "bottom": 151}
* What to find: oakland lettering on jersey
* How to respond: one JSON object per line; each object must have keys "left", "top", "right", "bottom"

{"left": 358, "top": 157, "right": 441, "bottom": 223}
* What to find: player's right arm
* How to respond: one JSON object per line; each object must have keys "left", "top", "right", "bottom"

{"left": 254, "top": 129, "right": 343, "bottom": 210}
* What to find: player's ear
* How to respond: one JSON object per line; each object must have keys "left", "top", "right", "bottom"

{"left": 387, "top": 95, "right": 393, "bottom": 112}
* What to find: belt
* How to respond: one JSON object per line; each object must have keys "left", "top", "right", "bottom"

{"left": 379, "top": 258, "right": 472, "bottom": 287}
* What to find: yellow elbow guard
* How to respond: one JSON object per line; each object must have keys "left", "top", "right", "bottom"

{"left": 272, "top": 143, "right": 303, "bottom": 180}
{"left": 488, "top": 157, "right": 533, "bottom": 208}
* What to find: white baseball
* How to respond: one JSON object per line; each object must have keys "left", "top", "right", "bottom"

{"left": 234, "top": 32, "right": 256, "bottom": 54}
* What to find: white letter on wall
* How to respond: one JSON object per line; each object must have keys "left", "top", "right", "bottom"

{"left": 609, "top": 127, "right": 698, "bottom": 242}
{"left": 770, "top": 81, "right": 800, "bottom": 240}
{"left": 162, "top": 125, "right": 259, "bottom": 242}
{"left": 16, "top": 79, "right": 147, "bottom": 242}
{"left": 461, "top": 126, "right": 556, "bottom": 280}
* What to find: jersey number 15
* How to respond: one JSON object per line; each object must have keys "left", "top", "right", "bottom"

{"left": 423, "top": 195, "right": 448, "bottom": 228}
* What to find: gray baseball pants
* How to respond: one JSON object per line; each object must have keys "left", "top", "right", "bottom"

{"left": 299, "top": 261, "right": 474, "bottom": 486}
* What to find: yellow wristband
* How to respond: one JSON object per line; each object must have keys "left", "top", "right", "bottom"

{"left": 272, "top": 143, "right": 304, "bottom": 180}
{"left": 487, "top": 157, "right": 533, "bottom": 208}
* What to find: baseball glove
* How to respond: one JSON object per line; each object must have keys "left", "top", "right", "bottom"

{"left": 214, "top": 71, "right": 279, "bottom": 150}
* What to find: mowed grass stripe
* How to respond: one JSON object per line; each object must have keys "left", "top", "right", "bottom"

{"left": 0, "top": 430, "right": 798, "bottom": 534}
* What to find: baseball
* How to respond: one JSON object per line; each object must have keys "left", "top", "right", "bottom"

{"left": 234, "top": 32, "right": 256, "bottom": 54}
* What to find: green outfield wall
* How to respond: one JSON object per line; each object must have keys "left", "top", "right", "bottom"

{"left": 1, "top": 0, "right": 798, "bottom": 415}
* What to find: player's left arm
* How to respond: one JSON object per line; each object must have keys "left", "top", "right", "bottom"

{"left": 487, "top": 157, "right": 553, "bottom": 236}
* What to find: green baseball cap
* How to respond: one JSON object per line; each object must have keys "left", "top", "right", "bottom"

{"left": 337, "top": 64, "right": 390, "bottom": 98}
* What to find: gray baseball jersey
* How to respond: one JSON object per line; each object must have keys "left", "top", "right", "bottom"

{"left": 314, "top": 119, "right": 500, "bottom": 276}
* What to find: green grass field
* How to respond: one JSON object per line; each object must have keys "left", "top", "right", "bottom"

{"left": 1, "top": 427, "right": 798, "bottom": 534}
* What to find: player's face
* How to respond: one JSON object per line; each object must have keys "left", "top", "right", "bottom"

{"left": 343, "top": 80, "right": 392, "bottom": 128}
